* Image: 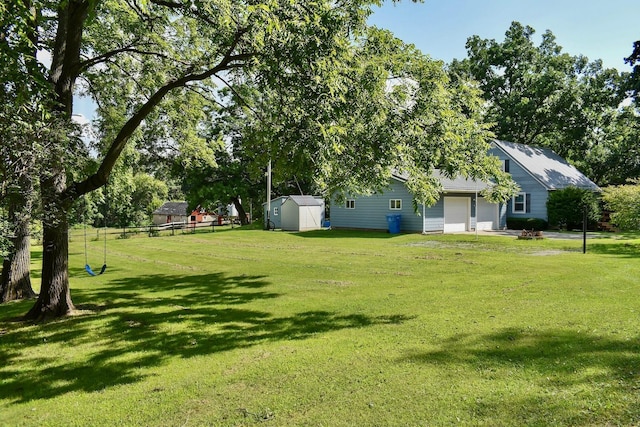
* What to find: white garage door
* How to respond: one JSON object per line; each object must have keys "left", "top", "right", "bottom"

{"left": 444, "top": 197, "right": 469, "bottom": 233}
{"left": 477, "top": 197, "right": 498, "bottom": 231}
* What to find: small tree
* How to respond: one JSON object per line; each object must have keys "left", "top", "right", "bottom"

{"left": 602, "top": 183, "right": 640, "bottom": 231}
{"left": 547, "top": 187, "right": 599, "bottom": 230}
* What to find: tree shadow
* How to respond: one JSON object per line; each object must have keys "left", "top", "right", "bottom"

{"left": 587, "top": 241, "right": 640, "bottom": 258}
{"left": 30, "top": 248, "right": 43, "bottom": 261}
{"left": 0, "top": 271, "right": 411, "bottom": 403}
{"left": 399, "top": 327, "right": 640, "bottom": 424}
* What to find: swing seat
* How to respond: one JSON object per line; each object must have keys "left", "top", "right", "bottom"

{"left": 85, "top": 264, "right": 97, "bottom": 276}
{"left": 85, "top": 264, "right": 107, "bottom": 276}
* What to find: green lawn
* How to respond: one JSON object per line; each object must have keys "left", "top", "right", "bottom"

{"left": 2, "top": 228, "right": 640, "bottom": 426}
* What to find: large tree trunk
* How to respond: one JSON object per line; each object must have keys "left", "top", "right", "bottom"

{"left": 25, "top": 171, "right": 74, "bottom": 321}
{"left": 231, "top": 196, "right": 249, "bottom": 225}
{"left": 23, "top": 0, "right": 88, "bottom": 320}
{"left": 0, "top": 223, "right": 36, "bottom": 302}
{"left": 24, "top": 219, "right": 73, "bottom": 320}
{"left": 0, "top": 159, "right": 36, "bottom": 303}
{"left": 0, "top": 0, "right": 38, "bottom": 303}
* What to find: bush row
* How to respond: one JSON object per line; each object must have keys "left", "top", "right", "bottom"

{"left": 506, "top": 217, "right": 549, "bottom": 231}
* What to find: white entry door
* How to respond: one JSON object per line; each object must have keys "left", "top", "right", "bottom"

{"left": 477, "top": 197, "right": 498, "bottom": 231}
{"left": 444, "top": 197, "right": 469, "bottom": 233}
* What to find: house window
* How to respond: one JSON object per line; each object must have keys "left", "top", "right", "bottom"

{"left": 512, "top": 193, "right": 527, "bottom": 213}
{"left": 389, "top": 199, "right": 402, "bottom": 210}
{"left": 345, "top": 199, "right": 355, "bottom": 209}
{"left": 274, "top": 207, "right": 279, "bottom": 216}
{"left": 503, "top": 159, "right": 510, "bottom": 173}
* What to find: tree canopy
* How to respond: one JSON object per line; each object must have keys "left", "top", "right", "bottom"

{"left": 449, "top": 21, "right": 637, "bottom": 186}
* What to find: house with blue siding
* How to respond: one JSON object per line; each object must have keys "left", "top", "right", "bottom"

{"left": 331, "top": 171, "right": 501, "bottom": 233}
{"left": 490, "top": 140, "right": 599, "bottom": 223}
{"left": 330, "top": 140, "right": 598, "bottom": 233}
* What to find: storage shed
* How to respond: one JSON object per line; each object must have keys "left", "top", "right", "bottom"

{"left": 281, "top": 195, "right": 324, "bottom": 231}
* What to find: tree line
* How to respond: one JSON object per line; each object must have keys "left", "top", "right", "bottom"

{"left": 0, "top": 1, "right": 638, "bottom": 319}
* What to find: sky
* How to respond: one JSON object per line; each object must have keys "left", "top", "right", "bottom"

{"left": 368, "top": 0, "right": 640, "bottom": 71}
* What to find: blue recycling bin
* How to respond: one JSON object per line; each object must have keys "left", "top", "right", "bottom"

{"left": 386, "top": 214, "right": 401, "bottom": 234}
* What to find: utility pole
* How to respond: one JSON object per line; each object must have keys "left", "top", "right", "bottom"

{"left": 265, "top": 159, "right": 272, "bottom": 230}
{"left": 583, "top": 204, "right": 587, "bottom": 254}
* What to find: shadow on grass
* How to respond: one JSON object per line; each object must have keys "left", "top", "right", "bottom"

{"left": 587, "top": 241, "right": 640, "bottom": 258}
{"left": 400, "top": 327, "right": 640, "bottom": 424}
{"left": 0, "top": 271, "right": 410, "bottom": 404}
{"left": 30, "top": 248, "right": 43, "bottom": 261}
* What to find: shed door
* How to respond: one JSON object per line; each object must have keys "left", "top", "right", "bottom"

{"left": 300, "top": 206, "right": 321, "bottom": 230}
{"left": 477, "top": 197, "right": 498, "bottom": 231}
{"left": 444, "top": 197, "right": 469, "bottom": 233}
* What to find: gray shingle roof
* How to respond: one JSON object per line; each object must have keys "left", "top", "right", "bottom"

{"left": 392, "top": 170, "right": 490, "bottom": 193}
{"left": 493, "top": 140, "right": 599, "bottom": 191}
{"left": 153, "top": 201, "right": 188, "bottom": 215}
{"left": 262, "top": 196, "right": 288, "bottom": 207}
{"left": 433, "top": 170, "right": 491, "bottom": 192}
{"left": 287, "top": 195, "right": 323, "bottom": 206}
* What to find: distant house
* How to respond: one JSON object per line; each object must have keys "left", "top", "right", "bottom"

{"left": 263, "top": 195, "right": 326, "bottom": 231}
{"left": 189, "top": 206, "right": 216, "bottom": 224}
{"left": 330, "top": 140, "right": 599, "bottom": 233}
{"left": 489, "top": 140, "right": 599, "bottom": 223}
{"left": 152, "top": 201, "right": 189, "bottom": 225}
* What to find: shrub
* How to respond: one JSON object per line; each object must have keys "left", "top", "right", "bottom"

{"left": 506, "top": 217, "right": 548, "bottom": 231}
{"left": 602, "top": 183, "right": 640, "bottom": 231}
{"left": 546, "top": 187, "right": 599, "bottom": 230}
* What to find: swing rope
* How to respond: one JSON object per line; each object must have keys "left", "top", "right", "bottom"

{"left": 84, "top": 192, "right": 108, "bottom": 276}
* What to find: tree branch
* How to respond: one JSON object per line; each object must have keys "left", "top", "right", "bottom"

{"left": 79, "top": 44, "right": 191, "bottom": 72}
{"left": 214, "top": 72, "right": 263, "bottom": 120}
{"left": 67, "top": 26, "right": 252, "bottom": 200}
{"left": 51, "top": 1, "right": 92, "bottom": 116}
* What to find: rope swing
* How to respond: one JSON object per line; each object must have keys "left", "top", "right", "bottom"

{"left": 84, "top": 223, "right": 107, "bottom": 276}
{"left": 83, "top": 192, "right": 108, "bottom": 276}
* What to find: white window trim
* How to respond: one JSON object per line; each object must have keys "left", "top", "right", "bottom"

{"left": 512, "top": 192, "right": 526, "bottom": 214}
{"left": 273, "top": 207, "right": 279, "bottom": 216}
{"left": 346, "top": 199, "right": 355, "bottom": 209}
{"left": 389, "top": 199, "right": 402, "bottom": 210}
